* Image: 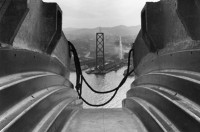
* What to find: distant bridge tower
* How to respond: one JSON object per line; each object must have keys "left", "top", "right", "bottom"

{"left": 119, "top": 36, "right": 123, "bottom": 60}
{"left": 96, "top": 32, "right": 105, "bottom": 71}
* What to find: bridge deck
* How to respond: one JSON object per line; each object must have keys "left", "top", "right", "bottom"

{"left": 64, "top": 108, "right": 147, "bottom": 132}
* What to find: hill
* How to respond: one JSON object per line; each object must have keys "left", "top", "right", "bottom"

{"left": 63, "top": 25, "right": 140, "bottom": 58}
{"left": 64, "top": 25, "right": 140, "bottom": 39}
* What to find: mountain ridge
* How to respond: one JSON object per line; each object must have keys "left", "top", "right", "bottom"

{"left": 64, "top": 25, "right": 141, "bottom": 38}
{"left": 64, "top": 25, "right": 140, "bottom": 31}
{"left": 63, "top": 25, "right": 141, "bottom": 58}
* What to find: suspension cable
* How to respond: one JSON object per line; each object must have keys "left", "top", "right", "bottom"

{"left": 68, "top": 41, "right": 134, "bottom": 107}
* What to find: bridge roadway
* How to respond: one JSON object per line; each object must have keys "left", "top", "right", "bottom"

{"left": 63, "top": 108, "right": 147, "bottom": 132}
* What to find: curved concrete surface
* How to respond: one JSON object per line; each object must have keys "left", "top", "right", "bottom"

{"left": 64, "top": 108, "right": 147, "bottom": 132}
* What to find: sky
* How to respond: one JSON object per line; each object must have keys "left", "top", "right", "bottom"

{"left": 43, "top": 0, "right": 159, "bottom": 28}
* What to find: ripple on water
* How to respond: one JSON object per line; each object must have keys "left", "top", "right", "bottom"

{"left": 69, "top": 67, "right": 135, "bottom": 108}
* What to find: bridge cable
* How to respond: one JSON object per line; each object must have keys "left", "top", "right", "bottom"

{"left": 68, "top": 41, "right": 134, "bottom": 107}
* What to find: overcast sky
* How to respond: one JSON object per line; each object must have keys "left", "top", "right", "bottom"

{"left": 43, "top": 0, "right": 159, "bottom": 28}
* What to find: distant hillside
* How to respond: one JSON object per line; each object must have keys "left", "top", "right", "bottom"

{"left": 63, "top": 25, "right": 141, "bottom": 58}
{"left": 64, "top": 25, "right": 140, "bottom": 40}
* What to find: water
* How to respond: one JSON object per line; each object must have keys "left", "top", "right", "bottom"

{"left": 69, "top": 67, "right": 135, "bottom": 108}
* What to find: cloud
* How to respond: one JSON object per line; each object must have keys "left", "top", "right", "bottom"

{"left": 43, "top": 0, "right": 159, "bottom": 28}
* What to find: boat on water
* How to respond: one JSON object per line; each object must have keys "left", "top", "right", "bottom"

{"left": 0, "top": 0, "right": 200, "bottom": 131}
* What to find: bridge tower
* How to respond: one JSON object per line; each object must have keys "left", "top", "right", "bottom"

{"left": 96, "top": 32, "right": 105, "bottom": 71}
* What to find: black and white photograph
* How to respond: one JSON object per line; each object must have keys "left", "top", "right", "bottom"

{"left": 0, "top": 0, "right": 199, "bottom": 131}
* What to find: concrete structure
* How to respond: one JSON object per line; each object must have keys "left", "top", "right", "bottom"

{"left": 13, "top": 0, "right": 62, "bottom": 54}
{"left": 65, "top": 108, "right": 147, "bottom": 132}
{"left": 0, "top": 0, "right": 29, "bottom": 45}
{"left": 0, "top": 0, "right": 80, "bottom": 131}
{"left": 125, "top": 0, "right": 200, "bottom": 131}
